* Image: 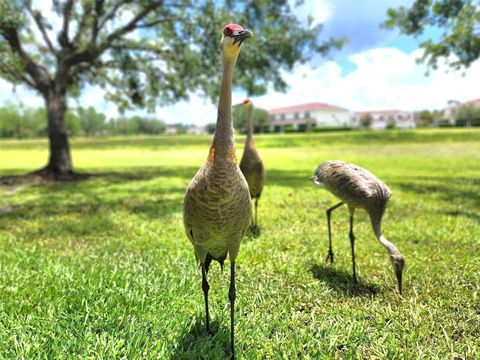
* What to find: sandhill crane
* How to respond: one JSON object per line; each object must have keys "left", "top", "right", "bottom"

{"left": 310, "top": 160, "right": 405, "bottom": 294}
{"left": 183, "top": 24, "right": 252, "bottom": 358}
{"left": 239, "top": 99, "right": 265, "bottom": 232}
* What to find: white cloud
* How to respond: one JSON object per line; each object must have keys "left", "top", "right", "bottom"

{"left": 293, "top": 0, "right": 333, "bottom": 27}
{"left": 254, "top": 47, "right": 480, "bottom": 113}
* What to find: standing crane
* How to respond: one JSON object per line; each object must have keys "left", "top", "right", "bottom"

{"left": 239, "top": 99, "right": 265, "bottom": 232}
{"left": 310, "top": 160, "right": 405, "bottom": 294}
{"left": 183, "top": 24, "right": 253, "bottom": 359}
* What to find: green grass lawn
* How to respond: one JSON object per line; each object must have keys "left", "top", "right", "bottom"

{"left": 1, "top": 128, "right": 479, "bottom": 359}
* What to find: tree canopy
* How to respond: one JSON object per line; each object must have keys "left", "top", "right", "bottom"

{"left": 233, "top": 105, "right": 271, "bottom": 133}
{"left": 359, "top": 113, "right": 373, "bottom": 129}
{"left": 0, "top": 0, "right": 344, "bottom": 110}
{"left": 384, "top": 0, "right": 480, "bottom": 69}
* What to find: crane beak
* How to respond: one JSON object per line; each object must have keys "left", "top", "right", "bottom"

{"left": 232, "top": 29, "right": 253, "bottom": 46}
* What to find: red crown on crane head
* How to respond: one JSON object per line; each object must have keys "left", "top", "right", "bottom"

{"left": 223, "top": 24, "right": 244, "bottom": 36}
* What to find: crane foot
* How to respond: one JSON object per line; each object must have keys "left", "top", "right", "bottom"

{"left": 325, "top": 251, "right": 334, "bottom": 265}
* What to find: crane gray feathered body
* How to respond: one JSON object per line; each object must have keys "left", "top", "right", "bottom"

{"left": 184, "top": 148, "right": 251, "bottom": 269}
{"left": 313, "top": 160, "right": 391, "bottom": 213}
{"left": 311, "top": 160, "right": 405, "bottom": 294}
{"left": 239, "top": 100, "right": 265, "bottom": 231}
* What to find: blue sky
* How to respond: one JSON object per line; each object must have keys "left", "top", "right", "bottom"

{"left": 0, "top": 0, "right": 478, "bottom": 125}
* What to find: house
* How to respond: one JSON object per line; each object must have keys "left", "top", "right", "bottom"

{"left": 164, "top": 126, "right": 177, "bottom": 135}
{"left": 353, "top": 110, "right": 416, "bottom": 129}
{"left": 442, "top": 98, "right": 480, "bottom": 126}
{"left": 442, "top": 100, "right": 461, "bottom": 124}
{"left": 186, "top": 126, "right": 207, "bottom": 135}
{"left": 268, "top": 102, "right": 352, "bottom": 132}
{"left": 464, "top": 98, "right": 480, "bottom": 107}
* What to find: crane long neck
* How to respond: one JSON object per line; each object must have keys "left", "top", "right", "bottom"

{"left": 246, "top": 105, "right": 253, "bottom": 142}
{"left": 213, "top": 56, "right": 236, "bottom": 158}
{"left": 370, "top": 212, "right": 400, "bottom": 256}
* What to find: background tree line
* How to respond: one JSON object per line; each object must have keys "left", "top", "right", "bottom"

{"left": 1, "top": 102, "right": 275, "bottom": 138}
{"left": 0, "top": 103, "right": 168, "bottom": 138}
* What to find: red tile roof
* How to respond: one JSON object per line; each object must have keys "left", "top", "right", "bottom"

{"left": 268, "top": 102, "right": 348, "bottom": 114}
{"left": 355, "top": 109, "right": 407, "bottom": 116}
{"left": 463, "top": 98, "right": 480, "bottom": 106}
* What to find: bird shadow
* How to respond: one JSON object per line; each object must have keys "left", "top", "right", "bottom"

{"left": 171, "top": 318, "right": 230, "bottom": 360}
{"left": 309, "top": 262, "right": 379, "bottom": 297}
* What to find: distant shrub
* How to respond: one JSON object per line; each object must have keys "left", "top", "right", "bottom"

{"left": 359, "top": 113, "right": 373, "bottom": 128}
{"left": 471, "top": 118, "right": 480, "bottom": 127}
{"left": 284, "top": 125, "right": 296, "bottom": 133}
{"left": 313, "top": 126, "right": 353, "bottom": 132}
{"left": 205, "top": 123, "right": 216, "bottom": 134}
{"left": 438, "top": 120, "right": 455, "bottom": 127}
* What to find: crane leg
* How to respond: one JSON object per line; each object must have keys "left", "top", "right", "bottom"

{"left": 201, "top": 263, "right": 211, "bottom": 334}
{"left": 229, "top": 261, "right": 236, "bottom": 359}
{"left": 349, "top": 212, "right": 357, "bottom": 284}
{"left": 325, "top": 202, "right": 344, "bottom": 264}
{"left": 254, "top": 198, "right": 258, "bottom": 228}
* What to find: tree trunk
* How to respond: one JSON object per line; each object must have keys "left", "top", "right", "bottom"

{"left": 36, "top": 87, "right": 74, "bottom": 179}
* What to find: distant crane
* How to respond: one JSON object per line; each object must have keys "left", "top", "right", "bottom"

{"left": 311, "top": 160, "right": 405, "bottom": 294}
{"left": 183, "top": 24, "right": 253, "bottom": 359}
{"left": 239, "top": 99, "right": 265, "bottom": 232}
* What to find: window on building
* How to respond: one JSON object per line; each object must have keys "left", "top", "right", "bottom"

{"left": 294, "top": 112, "right": 299, "bottom": 119}
{"left": 304, "top": 111, "right": 310, "bottom": 118}
{"left": 280, "top": 114, "right": 286, "bottom": 120}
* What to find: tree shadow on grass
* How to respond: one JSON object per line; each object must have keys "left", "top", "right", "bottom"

{"left": 171, "top": 318, "right": 230, "bottom": 360}
{"left": 0, "top": 166, "right": 200, "bottom": 242}
{"left": 391, "top": 176, "right": 480, "bottom": 209}
{"left": 444, "top": 209, "right": 480, "bottom": 221}
{"left": 309, "top": 262, "right": 379, "bottom": 297}
{"left": 0, "top": 165, "right": 312, "bottom": 189}
{"left": 0, "top": 165, "right": 318, "bottom": 244}
{"left": 266, "top": 168, "right": 312, "bottom": 188}
{"left": 0, "top": 165, "right": 199, "bottom": 186}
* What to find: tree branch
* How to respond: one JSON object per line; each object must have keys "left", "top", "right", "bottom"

{"left": 92, "top": 0, "right": 105, "bottom": 43}
{"left": 0, "top": 26, "right": 50, "bottom": 93}
{"left": 0, "top": 63, "right": 36, "bottom": 88}
{"left": 59, "top": 0, "right": 74, "bottom": 47}
{"left": 99, "top": 0, "right": 164, "bottom": 51}
{"left": 72, "top": 2, "right": 92, "bottom": 45}
{"left": 64, "top": 1, "right": 164, "bottom": 67}
{"left": 23, "top": 1, "right": 57, "bottom": 55}
{"left": 97, "top": 0, "right": 129, "bottom": 31}
{"left": 136, "top": 17, "right": 176, "bottom": 28}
